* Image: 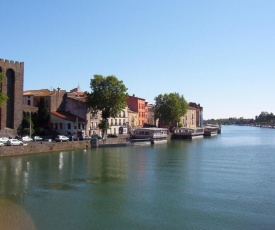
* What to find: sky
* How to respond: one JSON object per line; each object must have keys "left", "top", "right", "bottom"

{"left": 1, "top": 0, "right": 275, "bottom": 119}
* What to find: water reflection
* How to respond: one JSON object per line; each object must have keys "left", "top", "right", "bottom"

{"left": 1, "top": 127, "right": 275, "bottom": 230}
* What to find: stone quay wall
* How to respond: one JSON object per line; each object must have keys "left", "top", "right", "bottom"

{"left": 0, "top": 137, "right": 130, "bottom": 157}
{"left": 0, "top": 141, "right": 91, "bottom": 157}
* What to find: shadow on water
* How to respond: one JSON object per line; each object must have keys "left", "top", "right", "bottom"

{"left": 0, "top": 199, "right": 35, "bottom": 230}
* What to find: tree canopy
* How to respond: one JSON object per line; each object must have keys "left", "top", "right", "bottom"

{"left": 154, "top": 92, "right": 188, "bottom": 125}
{"left": 0, "top": 73, "right": 8, "bottom": 107}
{"left": 86, "top": 75, "right": 128, "bottom": 136}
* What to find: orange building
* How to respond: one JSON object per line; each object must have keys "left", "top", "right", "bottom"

{"left": 126, "top": 94, "right": 148, "bottom": 127}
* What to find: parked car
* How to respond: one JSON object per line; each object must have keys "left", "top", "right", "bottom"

{"left": 34, "top": 136, "right": 43, "bottom": 141}
{"left": 22, "top": 136, "right": 33, "bottom": 142}
{"left": 7, "top": 139, "right": 24, "bottom": 146}
{"left": 0, "top": 142, "right": 4, "bottom": 147}
{"left": 91, "top": 134, "right": 102, "bottom": 139}
{"left": 69, "top": 135, "right": 79, "bottom": 141}
{"left": 107, "top": 134, "right": 118, "bottom": 138}
{"left": 79, "top": 135, "right": 90, "bottom": 140}
{"left": 0, "top": 137, "right": 9, "bottom": 145}
{"left": 55, "top": 135, "right": 69, "bottom": 142}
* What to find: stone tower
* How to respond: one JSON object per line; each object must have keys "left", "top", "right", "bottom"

{"left": 0, "top": 58, "right": 24, "bottom": 136}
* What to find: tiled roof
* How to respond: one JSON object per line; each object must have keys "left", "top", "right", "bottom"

{"left": 23, "top": 89, "right": 54, "bottom": 97}
{"left": 51, "top": 111, "right": 86, "bottom": 122}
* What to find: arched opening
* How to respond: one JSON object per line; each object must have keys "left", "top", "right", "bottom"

{"left": 6, "top": 69, "right": 15, "bottom": 129}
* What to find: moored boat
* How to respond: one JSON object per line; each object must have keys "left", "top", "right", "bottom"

{"left": 203, "top": 126, "right": 218, "bottom": 137}
{"left": 171, "top": 127, "right": 204, "bottom": 139}
{"left": 204, "top": 124, "right": 221, "bottom": 134}
{"left": 128, "top": 127, "right": 168, "bottom": 145}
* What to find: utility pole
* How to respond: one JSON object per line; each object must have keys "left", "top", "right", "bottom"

{"left": 29, "top": 112, "right": 32, "bottom": 137}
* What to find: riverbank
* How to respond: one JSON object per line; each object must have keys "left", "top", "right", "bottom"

{"left": 0, "top": 136, "right": 131, "bottom": 157}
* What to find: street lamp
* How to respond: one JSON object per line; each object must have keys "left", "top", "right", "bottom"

{"left": 29, "top": 111, "right": 32, "bottom": 137}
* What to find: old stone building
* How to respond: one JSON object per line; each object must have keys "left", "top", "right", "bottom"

{"left": 0, "top": 58, "right": 24, "bottom": 136}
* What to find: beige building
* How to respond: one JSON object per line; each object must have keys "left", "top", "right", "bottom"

{"left": 146, "top": 104, "right": 156, "bottom": 126}
{"left": 128, "top": 109, "right": 139, "bottom": 129}
{"left": 107, "top": 107, "right": 128, "bottom": 135}
{"left": 181, "top": 107, "right": 197, "bottom": 128}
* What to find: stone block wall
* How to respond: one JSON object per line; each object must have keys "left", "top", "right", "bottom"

{"left": 0, "top": 58, "right": 24, "bottom": 134}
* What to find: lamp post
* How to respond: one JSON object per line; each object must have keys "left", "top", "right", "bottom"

{"left": 29, "top": 111, "right": 32, "bottom": 137}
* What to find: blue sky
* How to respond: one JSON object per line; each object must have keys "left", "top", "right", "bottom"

{"left": 2, "top": 0, "right": 275, "bottom": 119}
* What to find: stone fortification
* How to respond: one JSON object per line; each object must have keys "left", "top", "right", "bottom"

{"left": 0, "top": 58, "right": 24, "bottom": 134}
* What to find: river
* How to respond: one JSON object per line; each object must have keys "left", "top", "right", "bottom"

{"left": 0, "top": 125, "right": 274, "bottom": 230}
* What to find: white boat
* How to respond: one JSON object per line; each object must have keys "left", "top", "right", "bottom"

{"left": 172, "top": 127, "right": 204, "bottom": 139}
{"left": 128, "top": 128, "right": 168, "bottom": 145}
{"left": 203, "top": 126, "right": 218, "bottom": 137}
{"left": 204, "top": 124, "right": 221, "bottom": 134}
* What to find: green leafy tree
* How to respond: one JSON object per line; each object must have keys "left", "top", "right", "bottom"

{"left": 21, "top": 113, "right": 34, "bottom": 136}
{"left": 154, "top": 92, "right": 188, "bottom": 126}
{"left": 37, "top": 97, "right": 50, "bottom": 128}
{"left": 86, "top": 75, "right": 128, "bottom": 137}
{"left": 31, "top": 97, "right": 50, "bottom": 135}
{"left": 0, "top": 73, "right": 8, "bottom": 107}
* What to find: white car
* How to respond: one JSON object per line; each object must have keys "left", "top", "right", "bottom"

{"left": 0, "top": 142, "right": 4, "bottom": 147}
{"left": 34, "top": 136, "right": 43, "bottom": 141}
{"left": 22, "top": 136, "right": 33, "bottom": 142}
{"left": 7, "top": 139, "right": 24, "bottom": 146}
{"left": 0, "top": 137, "right": 9, "bottom": 145}
{"left": 55, "top": 135, "right": 69, "bottom": 142}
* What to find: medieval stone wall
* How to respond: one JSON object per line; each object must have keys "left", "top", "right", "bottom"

{"left": 0, "top": 58, "right": 24, "bottom": 134}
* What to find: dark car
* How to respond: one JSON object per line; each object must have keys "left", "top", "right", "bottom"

{"left": 91, "top": 134, "right": 102, "bottom": 139}
{"left": 69, "top": 135, "right": 79, "bottom": 141}
{"left": 79, "top": 135, "right": 90, "bottom": 140}
{"left": 107, "top": 134, "right": 118, "bottom": 138}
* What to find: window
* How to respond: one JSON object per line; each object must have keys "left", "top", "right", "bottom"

{"left": 67, "top": 123, "right": 71, "bottom": 129}
{"left": 59, "top": 123, "right": 62, "bottom": 129}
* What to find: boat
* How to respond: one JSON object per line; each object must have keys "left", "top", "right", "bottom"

{"left": 171, "top": 127, "right": 204, "bottom": 139}
{"left": 204, "top": 124, "right": 221, "bottom": 134}
{"left": 203, "top": 126, "right": 218, "bottom": 137}
{"left": 128, "top": 127, "right": 168, "bottom": 145}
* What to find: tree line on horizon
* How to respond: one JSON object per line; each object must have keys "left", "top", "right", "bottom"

{"left": 204, "top": 111, "right": 275, "bottom": 126}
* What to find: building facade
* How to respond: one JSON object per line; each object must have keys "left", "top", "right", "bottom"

{"left": 107, "top": 107, "right": 128, "bottom": 135}
{"left": 126, "top": 94, "right": 148, "bottom": 127}
{"left": 0, "top": 58, "right": 24, "bottom": 136}
{"left": 188, "top": 102, "right": 203, "bottom": 127}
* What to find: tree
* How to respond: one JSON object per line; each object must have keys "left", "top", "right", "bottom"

{"left": 154, "top": 92, "right": 188, "bottom": 126}
{"left": 0, "top": 73, "right": 8, "bottom": 107}
{"left": 21, "top": 113, "right": 34, "bottom": 136}
{"left": 30, "top": 97, "right": 50, "bottom": 135}
{"left": 86, "top": 75, "right": 128, "bottom": 137}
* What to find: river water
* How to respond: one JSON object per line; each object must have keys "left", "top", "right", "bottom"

{"left": 0, "top": 125, "right": 274, "bottom": 230}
